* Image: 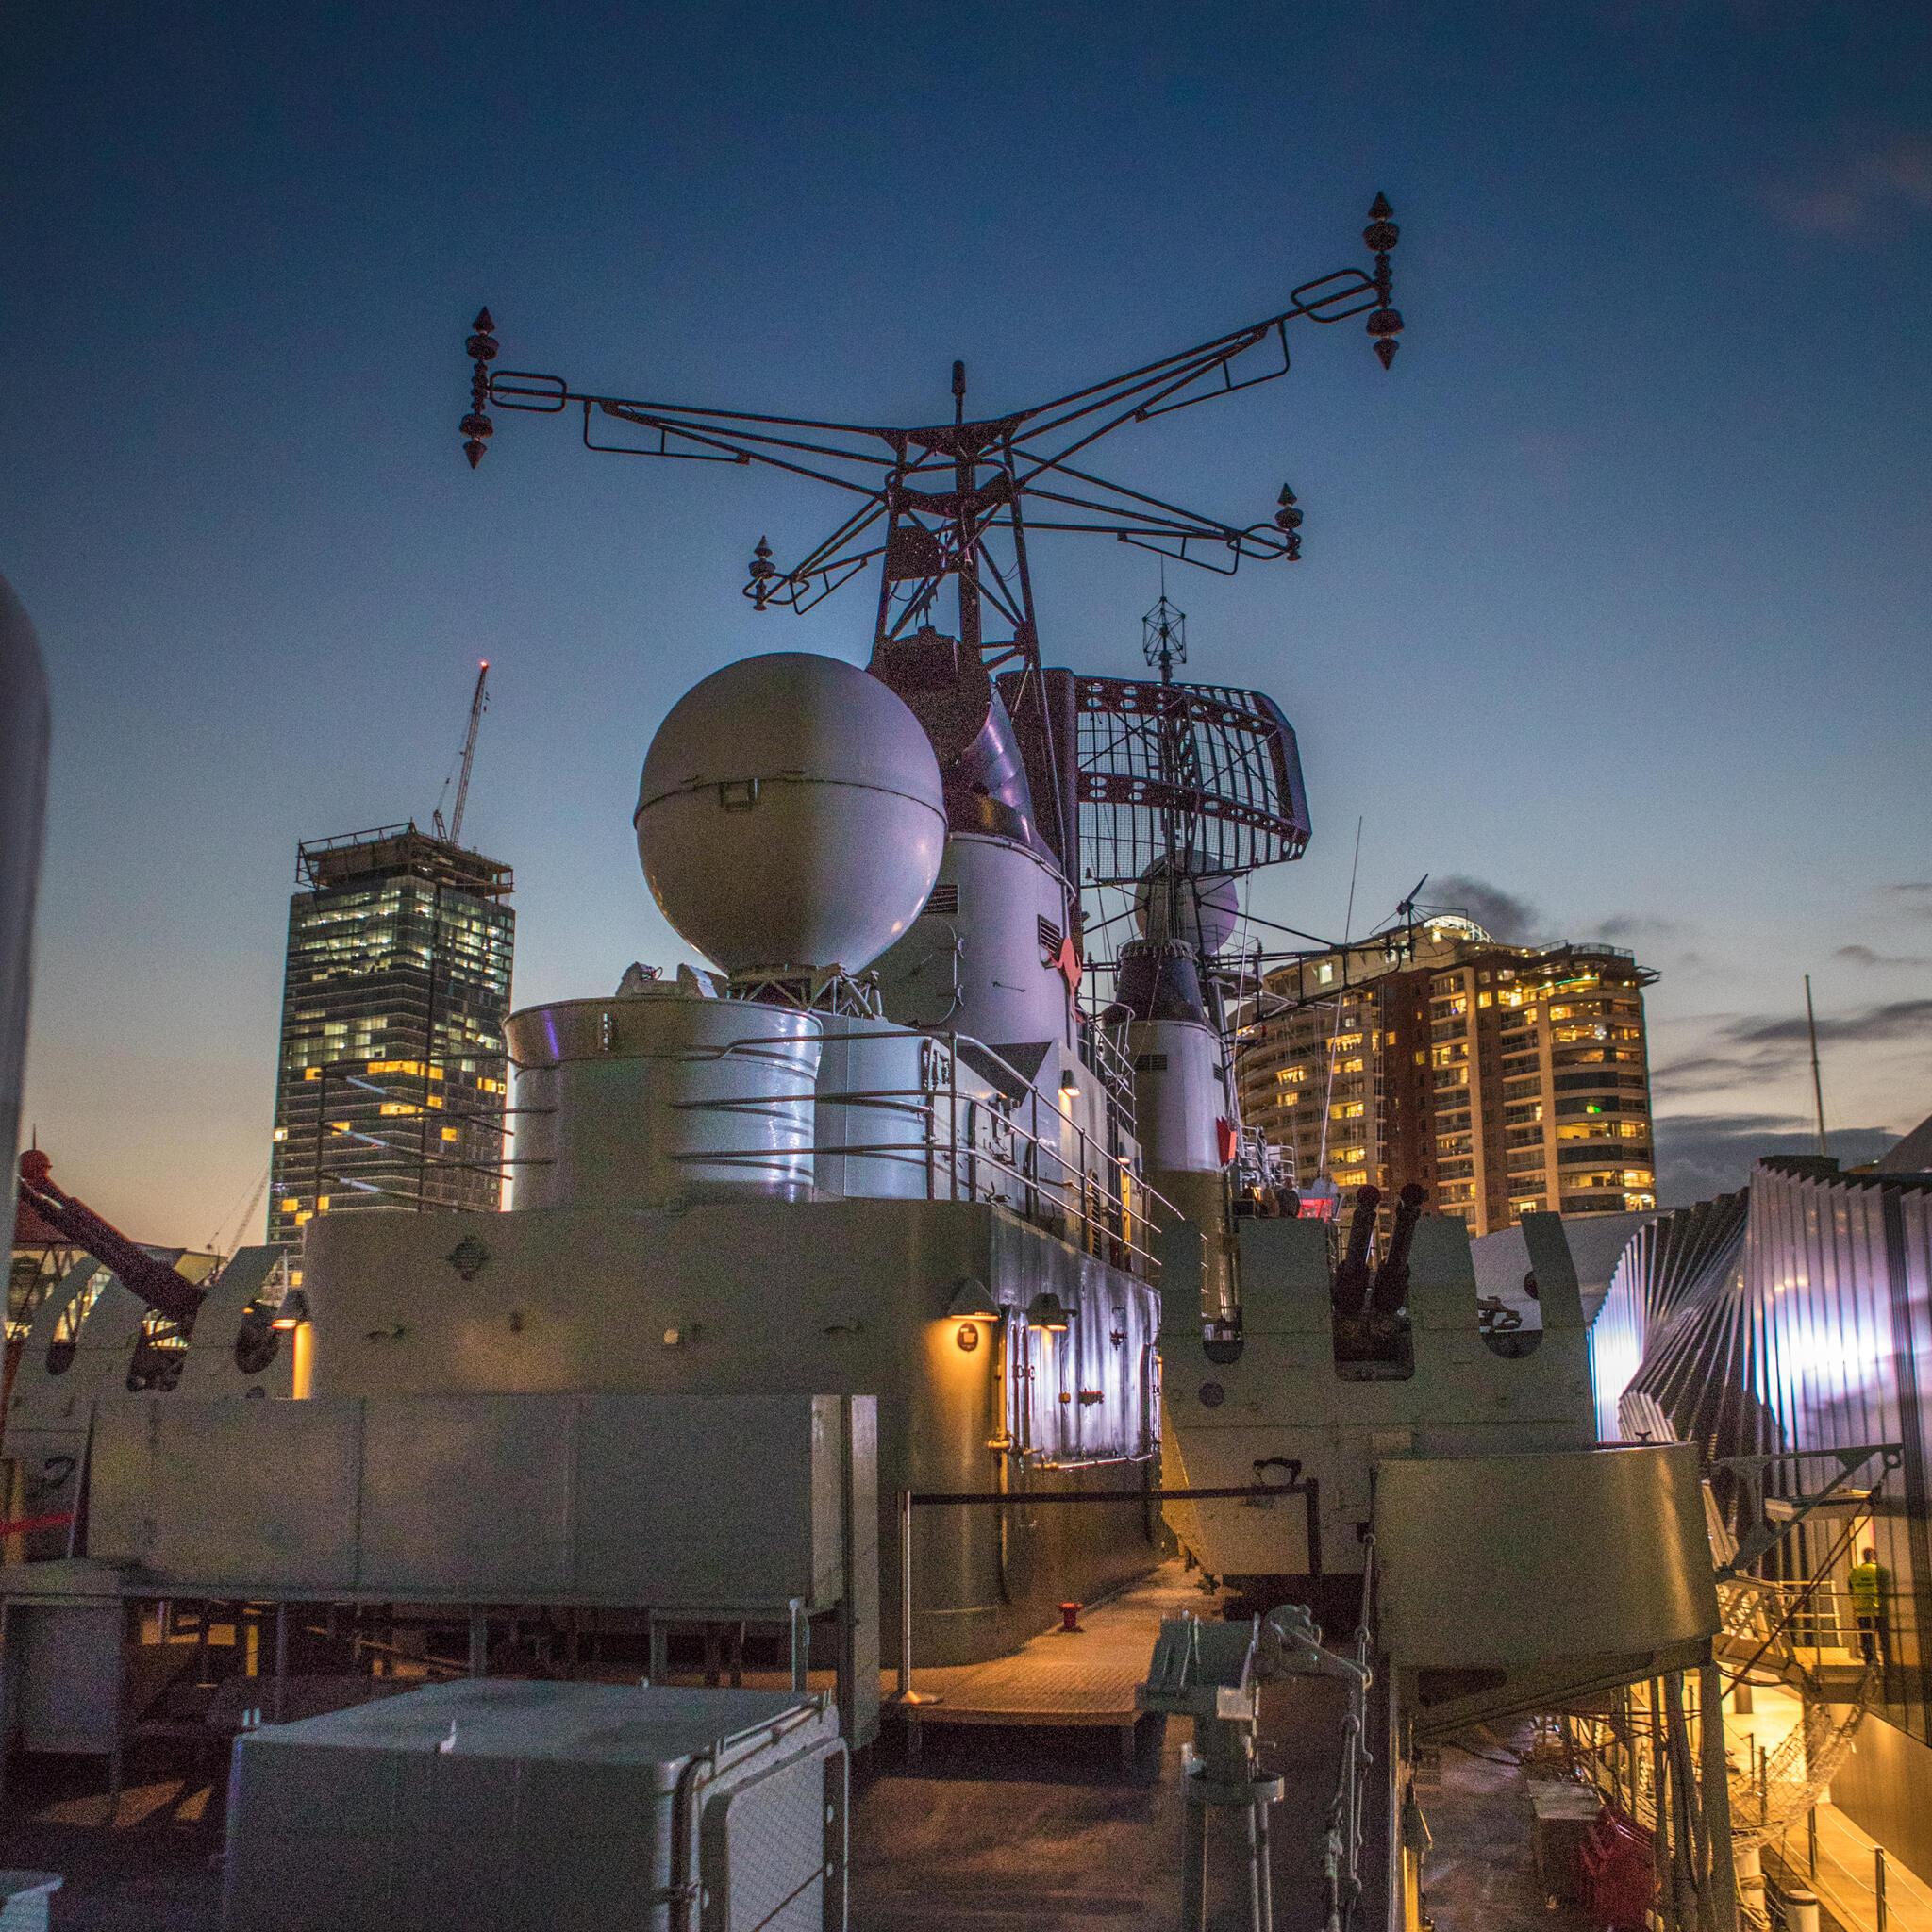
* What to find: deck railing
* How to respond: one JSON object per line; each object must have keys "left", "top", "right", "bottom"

{"left": 669, "top": 1024, "right": 1179, "bottom": 1274}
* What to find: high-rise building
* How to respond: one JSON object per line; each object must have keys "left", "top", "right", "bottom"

{"left": 268, "top": 824, "right": 514, "bottom": 1247}
{"left": 1235, "top": 917, "right": 1657, "bottom": 1235}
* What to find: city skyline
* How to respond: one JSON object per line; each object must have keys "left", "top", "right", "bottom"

{"left": 7, "top": 2, "right": 1929, "bottom": 1242}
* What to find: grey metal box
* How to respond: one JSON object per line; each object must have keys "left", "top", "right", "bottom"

{"left": 89, "top": 1391, "right": 855, "bottom": 1610}
{"left": 573, "top": 1393, "right": 841, "bottom": 1607}
{"left": 222, "top": 1680, "right": 843, "bottom": 1932}
{"left": 358, "top": 1394, "right": 577, "bottom": 1598}
{"left": 90, "top": 1397, "right": 362, "bottom": 1591}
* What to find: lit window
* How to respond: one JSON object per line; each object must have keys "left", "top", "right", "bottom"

{"left": 272, "top": 1126, "right": 288, "bottom": 1142}
{"left": 279, "top": 1199, "right": 299, "bottom": 1215}
{"left": 303, "top": 1068, "right": 321, "bottom": 1081}
{"left": 441, "top": 1126, "right": 459, "bottom": 1141}
{"left": 316, "top": 1196, "right": 330, "bottom": 1211}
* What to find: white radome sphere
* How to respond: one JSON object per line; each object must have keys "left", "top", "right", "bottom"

{"left": 1134, "top": 852, "right": 1241, "bottom": 956}
{"left": 636, "top": 652, "right": 947, "bottom": 976}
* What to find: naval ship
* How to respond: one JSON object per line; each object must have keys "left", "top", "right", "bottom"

{"left": 0, "top": 204, "right": 1740, "bottom": 1931}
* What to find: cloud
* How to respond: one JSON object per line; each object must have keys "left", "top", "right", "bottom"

{"left": 1724, "top": 998, "right": 1932, "bottom": 1049}
{"left": 1887, "top": 883, "right": 1932, "bottom": 922}
{"left": 1593, "top": 914, "right": 1689, "bottom": 944}
{"left": 1649, "top": 1051, "right": 1785, "bottom": 1098}
{"left": 1653, "top": 1113, "right": 1900, "bottom": 1206}
{"left": 1762, "top": 134, "right": 1932, "bottom": 239}
{"left": 1421, "top": 874, "right": 1540, "bottom": 943}
{"left": 1837, "top": 943, "right": 1932, "bottom": 970}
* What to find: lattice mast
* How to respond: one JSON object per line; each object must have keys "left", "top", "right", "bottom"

{"left": 458, "top": 198, "right": 1401, "bottom": 892}
{"left": 460, "top": 201, "right": 1397, "bottom": 797}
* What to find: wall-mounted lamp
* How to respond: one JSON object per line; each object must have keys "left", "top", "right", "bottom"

{"left": 271, "top": 1289, "right": 312, "bottom": 1331}
{"left": 946, "top": 1277, "right": 1002, "bottom": 1323}
{"left": 1026, "top": 1291, "right": 1071, "bottom": 1333}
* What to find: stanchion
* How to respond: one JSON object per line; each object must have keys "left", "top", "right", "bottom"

{"left": 890, "top": 1490, "right": 940, "bottom": 1710}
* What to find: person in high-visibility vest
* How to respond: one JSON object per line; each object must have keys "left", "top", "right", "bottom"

{"left": 1849, "top": 1546, "right": 1890, "bottom": 1665}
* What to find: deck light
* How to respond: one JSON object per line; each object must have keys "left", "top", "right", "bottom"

{"left": 272, "top": 1289, "right": 312, "bottom": 1331}
{"left": 1026, "top": 1291, "right": 1071, "bottom": 1333}
{"left": 946, "top": 1277, "right": 1001, "bottom": 1323}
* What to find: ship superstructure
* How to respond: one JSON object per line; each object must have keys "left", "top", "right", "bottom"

{"left": 0, "top": 211, "right": 1752, "bottom": 1931}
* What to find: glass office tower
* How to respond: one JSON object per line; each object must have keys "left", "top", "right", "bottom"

{"left": 268, "top": 824, "right": 514, "bottom": 1249}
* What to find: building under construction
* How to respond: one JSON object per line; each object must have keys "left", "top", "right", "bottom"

{"left": 266, "top": 824, "right": 514, "bottom": 1244}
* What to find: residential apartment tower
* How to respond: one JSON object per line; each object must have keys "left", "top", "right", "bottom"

{"left": 1235, "top": 917, "right": 1657, "bottom": 1235}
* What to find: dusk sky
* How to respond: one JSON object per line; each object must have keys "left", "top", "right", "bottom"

{"left": 7, "top": 2, "right": 1929, "bottom": 1245}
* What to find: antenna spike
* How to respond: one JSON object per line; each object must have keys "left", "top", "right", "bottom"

{"left": 461, "top": 307, "right": 500, "bottom": 467}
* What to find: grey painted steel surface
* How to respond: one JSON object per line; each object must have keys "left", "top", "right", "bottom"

{"left": 222, "top": 1680, "right": 843, "bottom": 1932}
{"left": 4, "top": 1257, "right": 150, "bottom": 1556}
{"left": 635, "top": 650, "right": 945, "bottom": 976}
{"left": 1162, "top": 1213, "right": 1598, "bottom": 1582}
{"left": 811, "top": 1013, "right": 974, "bottom": 1201}
{"left": 88, "top": 1392, "right": 850, "bottom": 1610}
{"left": 1471, "top": 1208, "right": 1657, "bottom": 1335}
{"left": 874, "top": 831, "right": 1074, "bottom": 1051}
{"left": 0, "top": 575, "right": 48, "bottom": 1174}
{"left": 1373, "top": 1441, "right": 1720, "bottom": 1667}
{"left": 299, "top": 1194, "right": 1160, "bottom": 1663}
{"left": 505, "top": 989, "right": 823, "bottom": 1209}
{"left": 173, "top": 1247, "right": 294, "bottom": 1399}
{"left": 0, "top": 1593, "right": 121, "bottom": 1756}
{"left": 1132, "top": 856, "right": 1240, "bottom": 955}
{"left": 1126, "top": 1015, "right": 1228, "bottom": 1176}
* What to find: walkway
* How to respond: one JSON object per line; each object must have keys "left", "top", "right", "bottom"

{"left": 889, "top": 1562, "right": 1213, "bottom": 1761}
{"left": 1728, "top": 1682, "right": 1932, "bottom": 1932}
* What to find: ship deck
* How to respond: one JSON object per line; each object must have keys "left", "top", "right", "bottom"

{"left": 0, "top": 1564, "right": 1592, "bottom": 1932}
{"left": 888, "top": 1564, "right": 1209, "bottom": 1762}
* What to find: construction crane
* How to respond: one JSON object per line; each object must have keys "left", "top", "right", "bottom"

{"left": 432, "top": 660, "right": 491, "bottom": 846}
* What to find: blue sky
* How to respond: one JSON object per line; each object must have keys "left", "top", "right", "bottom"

{"left": 7, "top": 2, "right": 1929, "bottom": 1241}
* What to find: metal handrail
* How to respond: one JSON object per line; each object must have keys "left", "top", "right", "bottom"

{"left": 669, "top": 1124, "right": 1171, "bottom": 1274}
{"left": 617, "top": 1020, "right": 1181, "bottom": 1215}
{"left": 656, "top": 1021, "right": 1180, "bottom": 1272}
{"left": 508, "top": 1013, "right": 1183, "bottom": 1266}
{"left": 1323, "top": 1535, "right": 1377, "bottom": 1932}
